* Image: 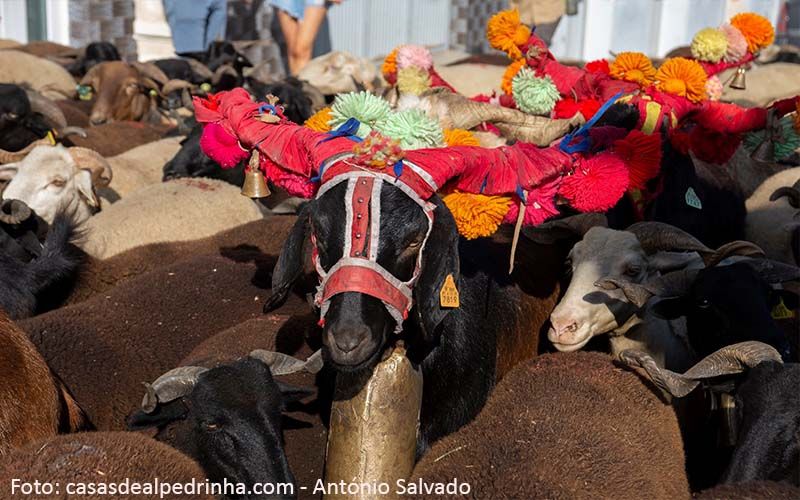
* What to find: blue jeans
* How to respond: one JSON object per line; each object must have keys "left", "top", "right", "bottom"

{"left": 163, "top": 0, "right": 227, "bottom": 53}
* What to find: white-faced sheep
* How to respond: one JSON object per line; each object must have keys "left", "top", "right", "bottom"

{"left": 746, "top": 167, "right": 800, "bottom": 266}
{"left": 0, "top": 50, "right": 77, "bottom": 100}
{"left": 410, "top": 352, "right": 689, "bottom": 499}
{"left": 80, "top": 178, "right": 264, "bottom": 260}
{"left": 0, "top": 144, "right": 112, "bottom": 225}
{"left": 297, "top": 51, "right": 380, "bottom": 95}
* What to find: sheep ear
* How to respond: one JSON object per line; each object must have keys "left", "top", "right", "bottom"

{"left": 650, "top": 296, "right": 687, "bottom": 320}
{"left": 276, "top": 381, "right": 315, "bottom": 403}
{"left": 649, "top": 251, "right": 702, "bottom": 273}
{"left": 265, "top": 203, "right": 311, "bottom": 313}
{"left": 0, "top": 163, "right": 19, "bottom": 181}
{"left": 75, "top": 169, "right": 99, "bottom": 208}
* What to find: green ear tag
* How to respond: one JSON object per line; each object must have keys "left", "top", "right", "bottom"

{"left": 77, "top": 84, "right": 93, "bottom": 101}
{"left": 149, "top": 89, "right": 158, "bottom": 97}
{"left": 771, "top": 297, "right": 795, "bottom": 320}
{"left": 685, "top": 187, "right": 702, "bottom": 210}
{"left": 200, "top": 82, "right": 212, "bottom": 93}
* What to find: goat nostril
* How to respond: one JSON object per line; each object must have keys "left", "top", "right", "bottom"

{"left": 334, "top": 335, "right": 364, "bottom": 354}
{"left": 565, "top": 322, "right": 579, "bottom": 333}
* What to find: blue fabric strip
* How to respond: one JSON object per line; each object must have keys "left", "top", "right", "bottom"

{"left": 559, "top": 91, "right": 624, "bottom": 154}
{"left": 318, "top": 117, "right": 363, "bottom": 144}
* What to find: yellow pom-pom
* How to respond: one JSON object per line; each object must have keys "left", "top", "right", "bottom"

{"left": 656, "top": 57, "right": 708, "bottom": 103}
{"left": 397, "top": 66, "right": 431, "bottom": 95}
{"left": 501, "top": 59, "right": 527, "bottom": 95}
{"left": 382, "top": 47, "right": 399, "bottom": 78}
{"left": 609, "top": 52, "right": 657, "bottom": 86}
{"left": 730, "top": 12, "right": 775, "bottom": 53}
{"left": 443, "top": 128, "right": 480, "bottom": 147}
{"left": 304, "top": 106, "right": 332, "bottom": 132}
{"left": 443, "top": 191, "right": 512, "bottom": 240}
{"left": 691, "top": 28, "right": 728, "bottom": 63}
{"left": 487, "top": 9, "right": 531, "bottom": 60}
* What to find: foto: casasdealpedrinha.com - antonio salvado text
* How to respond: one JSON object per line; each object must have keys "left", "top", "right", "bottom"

{"left": 311, "top": 478, "right": 471, "bottom": 496}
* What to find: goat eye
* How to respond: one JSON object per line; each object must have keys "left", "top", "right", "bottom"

{"left": 50, "top": 178, "right": 66, "bottom": 188}
{"left": 203, "top": 422, "right": 221, "bottom": 432}
{"left": 624, "top": 266, "right": 642, "bottom": 277}
{"left": 697, "top": 298, "right": 711, "bottom": 308}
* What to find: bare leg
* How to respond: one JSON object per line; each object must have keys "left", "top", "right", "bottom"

{"left": 277, "top": 9, "right": 301, "bottom": 74}
{"left": 290, "top": 6, "right": 327, "bottom": 74}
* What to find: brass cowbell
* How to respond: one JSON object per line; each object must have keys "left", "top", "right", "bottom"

{"left": 241, "top": 150, "right": 271, "bottom": 199}
{"left": 729, "top": 66, "right": 747, "bottom": 90}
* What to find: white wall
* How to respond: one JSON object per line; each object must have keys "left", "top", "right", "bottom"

{"left": 0, "top": 0, "right": 28, "bottom": 43}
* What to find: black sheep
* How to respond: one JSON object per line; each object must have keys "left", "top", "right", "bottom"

{"left": 66, "top": 41, "right": 121, "bottom": 78}
{"left": 0, "top": 84, "right": 49, "bottom": 152}
{"left": 162, "top": 122, "right": 246, "bottom": 186}
{"left": 247, "top": 77, "right": 313, "bottom": 125}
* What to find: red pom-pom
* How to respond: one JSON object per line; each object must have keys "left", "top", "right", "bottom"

{"left": 689, "top": 126, "right": 742, "bottom": 165}
{"left": 613, "top": 130, "right": 663, "bottom": 189}
{"left": 553, "top": 98, "right": 602, "bottom": 120}
{"left": 559, "top": 152, "right": 629, "bottom": 212}
{"left": 669, "top": 129, "right": 692, "bottom": 155}
{"left": 199, "top": 123, "right": 249, "bottom": 169}
{"left": 585, "top": 59, "right": 610, "bottom": 75}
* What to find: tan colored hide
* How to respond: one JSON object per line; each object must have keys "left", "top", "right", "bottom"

{"left": 324, "top": 346, "right": 423, "bottom": 499}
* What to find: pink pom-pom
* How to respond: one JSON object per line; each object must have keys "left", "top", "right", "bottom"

{"left": 720, "top": 23, "right": 748, "bottom": 62}
{"left": 503, "top": 177, "right": 561, "bottom": 226}
{"left": 396, "top": 45, "right": 434, "bottom": 71}
{"left": 199, "top": 123, "right": 249, "bottom": 169}
{"left": 559, "top": 152, "right": 629, "bottom": 212}
{"left": 262, "top": 155, "right": 316, "bottom": 198}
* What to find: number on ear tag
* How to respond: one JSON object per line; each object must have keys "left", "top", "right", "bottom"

{"left": 440, "top": 274, "right": 460, "bottom": 308}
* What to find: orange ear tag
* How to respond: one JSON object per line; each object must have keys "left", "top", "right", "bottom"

{"left": 439, "top": 274, "right": 460, "bottom": 308}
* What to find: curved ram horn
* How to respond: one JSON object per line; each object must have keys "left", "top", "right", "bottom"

{"left": 0, "top": 138, "right": 51, "bottom": 164}
{"left": 596, "top": 268, "right": 700, "bottom": 307}
{"left": 249, "top": 348, "right": 324, "bottom": 376}
{"left": 67, "top": 147, "right": 112, "bottom": 188}
{"left": 739, "top": 258, "right": 800, "bottom": 284}
{"left": 522, "top": 213, "right": 608, "bottom": 244}
{"left": 627, "top": 222, "right": 714, "bottom": 260}
{"left": 0, "top": 199, "right": 32, "bottom": 224}
{"left": 211, "top": 64, "right": 238, "bottom": 85}
{"left": 769, "top": 181, "right": 800, "bottom": 208}
{"left": 619, "top": 341, "right": 782, "bottom": 398}
{"left": 184, "top": 57, "right": 214, "bottom": 80}
{"left": 161, "top": 79, "right": 195, "bottom": 96}
{"left": 25, "top": 90, "right": 67, "bottom": 129}
{"left": 141, "top": 365, "right": 209, "bottom": 413}
{"left": 705, "top": 240, "right": 766, "bottom": 267}
{"left": 131, "top": 61, "right": 170, "bottom": 86}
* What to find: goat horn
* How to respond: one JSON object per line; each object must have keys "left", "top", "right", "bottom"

{"left": 705, "top": 240, "right": 766, "bottom": 267}
{"left": 0, "top": 138, "right": 51, "bottom": 164}
{"left": 522, "top": 213, "right": 608, "bottom": 244}
{"left": 249, "top": 348, "right": 324, "bottom": 376}
{"left": 596, "top": 268, "right": 700, "bottom": 308}
{"left": 67, "top": 147, "right": 112, "bottom": 187}
{"left": 58, "top": 126, "right": 88, "bottom": 139}
{"left": 161, "top": 79, "right": 194, "bottom": 96}
{"left": 25, "top": 90, "right": 67, "bottom": 129}
{"left": 211, "top": 64, "right": 238, "bottom": 85}
{"left": 769, "top": 182, "right": 800, "bottom": 209}
{"left": 740, "top": 258, "right": 800, "bottom": 283}
{"left": 619, "top": 341, "right": 782, "bottom": 398}
{"left": 141, "top": 365, "right": 209, "bottom": 413}
{"left": 627, "top": 222, "right": 714, "bottom": 260}
{"left": 0, "top": 199, "right": 32, "bottom": 224}
{"left": 184, "top": 57, "right": 214, "bottom": 80}
{"left": 131, "top": 61, "right": 169, "bottom": 86}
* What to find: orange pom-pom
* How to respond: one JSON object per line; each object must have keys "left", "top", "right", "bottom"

{"left": 443, "top": 128, "right": 480, "bottom": 147}
{"left": 730, "top": 12, "right": 775, "bottom": 53}
{"left": 613, "top": 130, "right": 662, "bottom": 189}
{"left": 794, "top": 100, "right": 800, "bottom": 134}
{"left": 443, "top": 190, "right": 512, "bottom": 239}
{"left": 487, "top": 9, "right": 531, "bottom": 60}
{"left": 609, "top": 52, "right": 657, "bottom": 86}
{"left": 382, "top": 47, "right": 399, "bottom": 79}
{"left": 304, "top": 107, "right": 332, "bottom": 132}
{"left": 655, "top": 57, "right": 708, "bottom": 103}
{"left": 501, "top": 59, "right": 527, "bottom": 95}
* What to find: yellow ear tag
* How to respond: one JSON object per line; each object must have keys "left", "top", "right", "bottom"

{"left": 439, "top": 274, "right": 459, "bottom": 308}
{"left": 46, "top": 130, "right": 56, "bottom": 145}
{"left": 771, "top": 297, "right": 795, "bottom": 320}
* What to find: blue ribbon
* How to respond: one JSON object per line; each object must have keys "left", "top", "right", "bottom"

{"left": 393, "top": 160, "right": 404, "bottom": 178}
{"left": 559, "top": 91, "right": 624, "bottom": 154}
{"left": 318, "top": 117, "right": 363, "bottom": 144}
{"left": 258, "top": 103, "right": 279, "bottom": 115}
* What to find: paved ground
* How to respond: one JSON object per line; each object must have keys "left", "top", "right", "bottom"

{"left": 432, "top": 50, "right": 507, "bottom": 97}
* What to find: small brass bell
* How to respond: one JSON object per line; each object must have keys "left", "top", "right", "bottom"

{"left": 241, "top": 150, "right": 271, "bottom": 199}
{"left": 729, "top": 66, "right": 747, "bottom": 90}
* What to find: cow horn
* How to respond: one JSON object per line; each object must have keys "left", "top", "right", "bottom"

{"left": 0, "top": 199, "right": 32, "bottom": 224}
{"left": 161, "top": 79, "right": 194, "bottom": 96}
{"left": 619, "top": 341, "right": 782, "bottom": 398}
{"left": 705, "top": 240, "right": 766, "bottom": 267}
{"left": 25, "top": 90, "right": 67, "bottom": 129}
{"left": 131, "top": 61, "right": 169, "bottom": 86}
{"left": 596, "top": 268, "right": 700, "bottom": 308}
{"left": 0, "top": 138, "right": 51, "bottom": 164}
{"left": 627, "top": 222, "right": 713, "bottom": 259}
{"left": 141, "top": 365, "right": 210, "bottom": 413}
{"left": 769, "top": 181, "right": 800, "bottom": 208}
{"left": 67, "top": 147, "right": 112, "bottom": 187}
{"left": 739, "top": 258, "right": 800, "bottom": 283}
{"left": 522, "top": 213, "right": 608, "bottom": 244}
{"left": 249, "top": 349, "right": 324, "bottom": 376}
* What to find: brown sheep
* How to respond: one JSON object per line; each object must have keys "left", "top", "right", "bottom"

{"left": 696, "top": 481, "right": 800, "bottom": 500}
{"left": 0, "top": 432, "right": 211, "bottom": 499}
{"left": 21, "top": 252, "right": 308, "bottom": 431}
{"left": 0, "top": 311, "right": 88, "bottom": 456}
{"left": 79, "top": 61, "right": 169, "bottom": 126}
{"left": 65, "top": 121, "right": 172, "bottom": 157}
{"left": 410, "top": 352, "right": 689, "bottom": 500}
{"left": 55, "top": 98, "right": 92, "bottom": 128}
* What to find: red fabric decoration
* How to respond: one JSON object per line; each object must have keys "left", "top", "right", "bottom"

{"left": 199, "top": 122, "right": 249, "bottom": 168}
{"left": 689, "top": 126, "right": 742, "bottom": 165}
{"left": 669, "top": 129, "right": 692, "bottom": 155}
{"left": 559, "top": 152, "right": 630, "bottom": 212}
{"left": 553, "top": 98, "right": 602, "bottom": 120}
{"left": 585, "top": 59, "right": 610, "bottom": 75}
{"left": 502, "top": 177, "right": 561, "bottom": 225}
{"left": 429, "top": 67, "right": 457, "bottom": 92}
{"left": 694, "top": 100, "right": 768, "bottom": 134}
{"left": 698, "top": 52, "right": 754, "bottom": 76}
{"left": 613, "top": 130, "right": 663, "bottom": 189}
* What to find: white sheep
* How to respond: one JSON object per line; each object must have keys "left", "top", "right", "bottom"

{"left": 0, "top": 50, "right": 76, "bottom": 100}
{"left": 0, "top": 144, "right": 111, "bottom": 224}
{"left": 99, "top": 137, "right": 184, "bottom": 202}
{"left": 745, "top": 167, "right": 800, "bottom": 265}
{"left": 80, "top": 178, "right": 264, "bottom": 260}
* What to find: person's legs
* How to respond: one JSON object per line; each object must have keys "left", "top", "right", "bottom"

{"left": 290, "top": 5, "right": 327, "bottom": 74}
{"left": 276, "top": 9, "right": 301, "bottom": 74}
{"left": 204, "top": 0, "right": 228, "bottom": 48}
{"left": 163, "top": 0, "right": 208, "bottom": 53}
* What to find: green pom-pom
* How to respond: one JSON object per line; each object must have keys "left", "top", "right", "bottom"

{"left": 511, "top": 68, "right": 560, "bottom": 116}
{"left": 330, "top": 91, "right": 391, "bottom": 138}
{"left": 377, "top": 109, "right": 444, "bottom": 149}
{"left": 744, "top": 116, "right": 800, "bottom": 161}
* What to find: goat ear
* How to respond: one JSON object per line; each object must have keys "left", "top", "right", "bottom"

{"left": 414, "top": 196, "right": 460, "bottom": 339}
{"left": 0, "top": 163, "right": 18, "bottom": 181}
{"left": 276, "top": 380, "right": 315, "bottom": 404}
{"left": 266, "top": 203, "right": 311, "bottom": 313}
{"left": 649, "top": 251, "right": 702, "bottom": 273}
{"left": 126, "top": 400, "right": 188, "bottom": 431}
{"left": 650, "top": 296, "right": 687, "bottom": 320}
{"left": 75, "top": 169, "right": 99, "bottom": 208}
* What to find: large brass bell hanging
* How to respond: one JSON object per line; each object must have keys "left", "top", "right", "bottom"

{"left": 241, "top": 150, "right": 271, "bottom": 199}
{"left": 729, "top": 66, "right": 747, "bottom": 90}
